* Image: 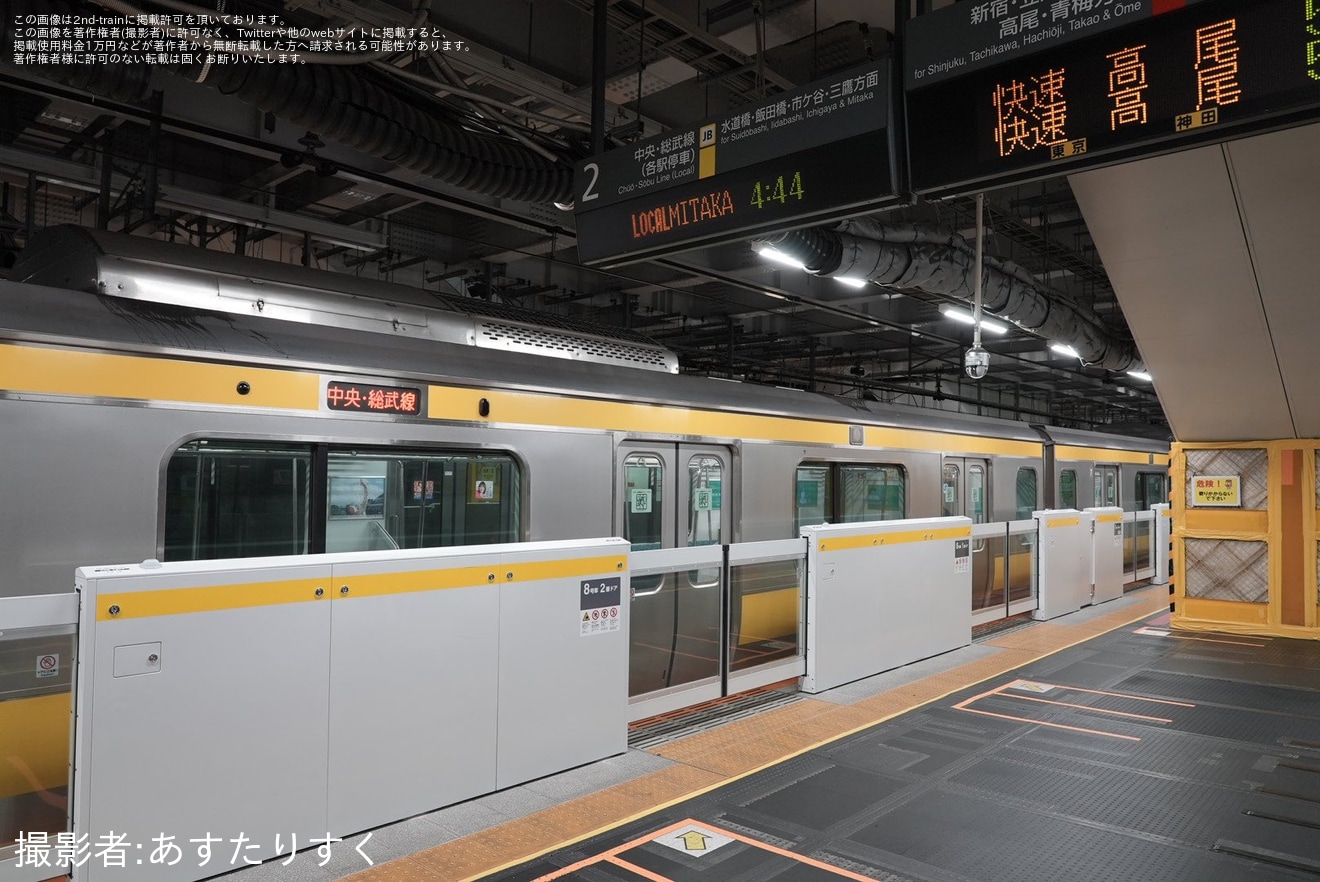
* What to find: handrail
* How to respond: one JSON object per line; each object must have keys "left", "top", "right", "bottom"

{"left": 367, "top": 519, "right": 400, "bottom": 550}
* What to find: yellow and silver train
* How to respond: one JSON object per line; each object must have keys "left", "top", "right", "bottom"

{"left": 0, "top": 227, "right": 1168, "bottom": 835}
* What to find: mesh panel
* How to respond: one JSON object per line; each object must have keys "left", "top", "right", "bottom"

{"left": 1184, "top": 539, "right": 1268, "bottom": 602}
{"left": 1185, "top": 448, "right": 1267, "bottom": 509}
{"left": 476, "top": 321, "right": 673, "bottom": 369}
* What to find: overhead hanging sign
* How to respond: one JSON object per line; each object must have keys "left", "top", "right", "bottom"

{"left": 905, "top": 0, "right": 1320, "bottom": 197}
{"left": 573, "top": 59, "right": 901, "bottom": 266}
{"left": 905, "top": 0, "right": 1219, "bottom": 89}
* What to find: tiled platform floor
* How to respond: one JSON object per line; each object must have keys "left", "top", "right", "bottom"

{"left": 36, "top": 586, "right": 1181, "bottom": 882}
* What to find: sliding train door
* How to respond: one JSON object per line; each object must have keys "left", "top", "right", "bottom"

{"left": 617, "top": 441, "right": 731, "bottom": 715}
{"left": 943, "top": 456, "right": 998, "bottom": 611}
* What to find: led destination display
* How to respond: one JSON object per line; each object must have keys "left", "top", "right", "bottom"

{"left": 906, "top": 0, "right": 1320, "bottom": 196}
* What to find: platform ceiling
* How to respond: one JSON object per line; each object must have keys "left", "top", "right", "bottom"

{"left": 1071, "top": 121, "right": 1320, "bottom": 442}
{"left": 8, "top": 0, "right": 1303, "bottom": 438}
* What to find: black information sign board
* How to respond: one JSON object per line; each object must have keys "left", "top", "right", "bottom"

{"left": 573, "top": 60, "right": 900, "bottom": 266}
{"left": 905, "top": 0, "right": 1216, "bottom": 88}
{"left": 905, "top": 0, "right": 1320, "bottom": 197}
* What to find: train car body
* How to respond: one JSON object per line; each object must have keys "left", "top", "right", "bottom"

{"left": 0, "top": 229, "right": 1168, "bottom": 831}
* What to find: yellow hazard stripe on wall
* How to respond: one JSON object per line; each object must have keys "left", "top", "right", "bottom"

{"left": 95, "top": 557, "right": 627, "bottom": 619}
{"left": 0, "top": 693, "right": 70, "bottom": 799}
{"left": 431, "top": 385, "right": 850, "bottom": 445}
{"left": 1055, "top": 445, "right": 1161, "bottom": 465}
{"left": 98, "top": 578, "right": 327, "bottom": 621}
{"left": 0, "top": 342, "right": 319, "bottom": 411}
{"left": 866, "top": 427, "right": 1039, "bottom": 457}
{"left": 817, "top": 525, "right": 971, "bottom": 552}
{"left": 428, "top": 384, "right": 1045, "bottom": 454}
{"left": 345, "top": 556, "right": 626, "bottom": 599}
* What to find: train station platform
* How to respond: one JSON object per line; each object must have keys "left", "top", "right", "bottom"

{"left": 159, "top": 581, "right": 1301, "bottom": 882}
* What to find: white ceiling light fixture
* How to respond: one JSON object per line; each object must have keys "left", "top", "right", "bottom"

{"left": 1126, "top": 370, "right": 1153, "bottom": 381}
{"left": 940, "top": 305, "right": 1007, "bottom": 334}
{"left": 834, "top": 276, "right": 868, "bottom": 288}
{"left": 753, "top": 245, "right": 806, "bottom": 270}
{"left": 1050, "top": 343, "right": 1081, "bottom": 359}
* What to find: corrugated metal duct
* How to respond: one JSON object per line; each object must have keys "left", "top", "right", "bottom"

{"left": 761, "top": 218, "right": 1144, "bottom": 373}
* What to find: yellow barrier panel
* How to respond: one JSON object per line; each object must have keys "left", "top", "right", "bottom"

{"left": 0, "top": 693, "right": 70, "bottom": 800}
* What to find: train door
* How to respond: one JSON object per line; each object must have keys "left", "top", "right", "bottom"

{"left": 943, "top": 457, "right": 993, "bottom": 603}
{"left": 1093, "top": 465, "right": 1119, "bottom": 508}
{"left": 617, "top": 442, "right": 732, "bottom": 709}
{"left": 942, "top": 457, "right": 990, "bottom": 523}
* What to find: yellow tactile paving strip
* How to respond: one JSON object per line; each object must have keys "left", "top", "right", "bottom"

{"left": 344, "top": 587, "right": 1169, "bottom": 882}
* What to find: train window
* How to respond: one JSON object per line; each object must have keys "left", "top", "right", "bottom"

{"left": 794, "top": 463, "right": 905, "bottom": 532}
{"left": 165, "top": 442, "right": 519, "bottom": 561}
{"left": 794, "top": 465, "right": 831, "bottom": 534}
{"left": 941, "top": 463, "right": 961, "bottom": 518}
{"left": 688, "top": 455, "right": 723, "bottom": 546}
{"left": 840, "top": 465, "right": 906, "bottom": 523}
{"left": 624, "top": 453, "right": 664, "bottom": 552}
{"left": 1136, "top": 471, "right": 1167, "bottom": 509}
{"left": 325, "top": 450, "right": 520, "bottom": 553}
{"left": 1060, "top": 469, "right": 1077, "bottom": 509}
{"left": 967, "top": 464, "right": 986, "bottom": 524}
{"left": 1094, "top": 466, "right": 1119, "bottom": 507}
{"left": 1016, "top": 468, "right": 1038, "bottom": 520}
{"left": 164, "top": 441, "right": 312, "bottom": 561}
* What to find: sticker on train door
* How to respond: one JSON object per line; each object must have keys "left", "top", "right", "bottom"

{"left": 36, "top": 653, "right": 59, "bottom": 678}
{"left": 580, "top": 577, "right": 621, "bottom": 636}
{"left": 629, "top": 488, "right": 653, "bottom": 513}
{"left": 954, "top": 539, "right": 970, "bottom": 574}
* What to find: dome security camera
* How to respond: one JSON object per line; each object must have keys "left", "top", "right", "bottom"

{"left": 965, "top": 345, "right": 990, "bottom": 380}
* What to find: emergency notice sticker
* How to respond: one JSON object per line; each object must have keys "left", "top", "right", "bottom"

{"left": 954, "top": 538, "right": 970, "bottom": 574}
{"left": 580, "top": 577, "right": 621, "bottom": 636}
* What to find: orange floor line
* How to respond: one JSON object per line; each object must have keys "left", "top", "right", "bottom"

{"left": 607, "top": 856, "right": 675, "bottom": 882}
{"left": 530, "top": 818, "right": 697, "bottom": 881}
{"left": 1018, "top": 682, "right": 1196, "bottom": 708}
{"left": 703, "top": 818, "right": 886, "bottom": 880}
{"left": 951, "top": 678, "right": 1025, "bottom": 710}
{"left": 955, "top": 705, "right": 1142, "bottom": 741}
{"left": 1003, "top": 692, "right": 1174, "bottom": 723}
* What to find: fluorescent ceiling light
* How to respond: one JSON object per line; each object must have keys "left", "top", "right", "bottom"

{"left": 754, "top": 245, "right": 806, "bottom": 270}
{"left": 834, "top": 275, "right": 868, "bottom": 288}
{"left": 940, "top": 306, "right": 1007, "bottom": 334}
{"left": 1126, "top": 370, "right": 1153, "bottom": 381}
{"left": 1050, "top": 343, "right": 1080, "bottom": 358}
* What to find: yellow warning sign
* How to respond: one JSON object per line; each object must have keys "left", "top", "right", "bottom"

{"left": 1191, "top": 475, "right": 1240, "bottom": 507}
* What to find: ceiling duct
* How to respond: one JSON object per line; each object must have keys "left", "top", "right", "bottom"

{"left": 760, "top": 218, "right": 1144, "bottom": 373}
{"left": 1, "top": 0, "right": 575, "bottom": 204}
